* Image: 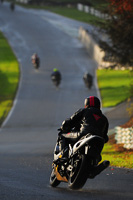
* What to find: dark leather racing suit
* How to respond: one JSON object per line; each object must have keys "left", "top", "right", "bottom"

{"left": 60, "top": 107, "right": 109, "bottom": 148}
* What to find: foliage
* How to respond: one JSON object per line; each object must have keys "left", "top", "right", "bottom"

{"left": 103, "top": 0, "right": 133, "bottom": 66}
{"left": 109, "top": 0, "right": 132, "bottom": 14}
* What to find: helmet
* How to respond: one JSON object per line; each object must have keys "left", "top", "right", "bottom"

{"left": 53, "top": 68, "right": 58, "bottom": 72}
{"left": 32, "top": 53, "right": 37, "bottom": 59}
{"left": 84, "top": 96, "right": 100, "bottom": 109}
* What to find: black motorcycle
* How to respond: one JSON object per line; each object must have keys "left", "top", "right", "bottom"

{"left": 10, "top": 2, "right": 15, "bottom": 11}
{"left": 51, "top": 71, "right": 61, "bottom": 88}
{"left": 31, "top": 57, "right": 40, "bottom": 69}
{"left": 83, "top": 73, "right": 93, "bottom": 89}
{"left": 50, "top": 132, "right": 110, "bottom": 190}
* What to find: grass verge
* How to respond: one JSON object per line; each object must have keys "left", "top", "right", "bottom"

{"left": 89, "top": 0, "right": 109, "bottom": 11}
{"left": 0, "top": 31, "right": 20, "bottom": 126}
{"left": 102, "top": 135, "right": 133, "bottom": 169}
{"left": 97, "top": 69, "right": 132, "bottom": 107}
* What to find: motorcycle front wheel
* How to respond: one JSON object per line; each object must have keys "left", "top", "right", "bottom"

{"left": 49, "top": 167, "right": 60, "bottom": 187}
{"left": 68, "top": 154, "right": 88, "bottom": 190}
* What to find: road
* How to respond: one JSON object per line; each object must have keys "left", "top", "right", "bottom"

{"left": 0, "top": 2, "right": 132, "bottom": 200}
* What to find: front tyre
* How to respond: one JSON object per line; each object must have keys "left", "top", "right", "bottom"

{"left": 68, "top": 155, "right": 88, "bottom": 190}
{"left": 50, "top": 167, "right": 60, "bottom": 187}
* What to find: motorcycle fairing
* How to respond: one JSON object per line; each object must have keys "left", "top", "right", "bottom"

{"left": 54, "top": 166, "right": 68, "bottom": 182}
{"left": 73, "top": 135, "right": 104, "bottom": 155}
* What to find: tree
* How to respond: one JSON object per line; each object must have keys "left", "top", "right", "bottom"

{"left": 101, "top": 0, "right": 133, "bottom": 66}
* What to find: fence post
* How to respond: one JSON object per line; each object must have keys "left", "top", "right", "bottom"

{"left": 77, "top": 3, "right": 83, "bottom": 11}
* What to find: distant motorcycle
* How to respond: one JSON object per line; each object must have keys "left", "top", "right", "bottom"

{"left": 10, "top": 2, "right": 15, "bottom": 11}
{"left": 31, "top": 53, "right": 40, "bottom": 69}
{"left": 50, "top": 131, "right": 110, "bottom": 190}
{"left": 83, "top": 73, "right": 93, "bottom": 89}
{"left": 51, "top": 69, "right": 61, "bottom": 88}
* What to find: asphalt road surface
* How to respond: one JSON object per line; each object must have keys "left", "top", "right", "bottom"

{"left": 0, "top": 2, "right": 132, "bottom": 200}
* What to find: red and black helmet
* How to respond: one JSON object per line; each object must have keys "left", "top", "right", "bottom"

{"left": 84, "top": 96, "right": 101, "bottom": 109}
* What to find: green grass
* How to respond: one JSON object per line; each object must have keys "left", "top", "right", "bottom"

{"left": 97, "top": 69, "right": 132, "bottom": 107}
{"left": 102, "top": 143, "right": 133, "bottom": 168}
{"left": 89, "top": 0, "right": 109, "bottom": 11}
{"left": 0, "top": 31, "right": 19, "bottom": 125}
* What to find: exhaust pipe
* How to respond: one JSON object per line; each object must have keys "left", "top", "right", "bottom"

{"left": 88, "top": 160, "right": 110, "bottom": 178}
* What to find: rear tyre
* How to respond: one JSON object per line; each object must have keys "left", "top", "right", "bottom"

{"left": 50, "top": 167, "right": 60, "bottom": 187}
{"left": 34, "top": 63, "right": 39, "bottom": 69}
{"left": 68, "top": 155, "right": 87, "bottom": 190}
{"left": 53, "top": 80, "right": 60, "bottom": 87}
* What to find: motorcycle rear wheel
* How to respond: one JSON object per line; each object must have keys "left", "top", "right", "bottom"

{"left": 68, "top": 154, "right": 88, "bottom": 190}
{"left": 34, "top": 63, "right": 39, "bottom": 69}
{"left": 49, "top": 168, "right": 60, "bottom": 187}
{"left": 52, "top": 80, "right": 60, "bottom": 87}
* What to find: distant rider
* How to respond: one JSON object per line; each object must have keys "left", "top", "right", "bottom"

{"left": 31, "top": 53, "right": 40, "bottom": 69}
{"left": 10, "top": 2, "right": 15, "bottom": 11}
{"left": 56, "top": 96, "right": 109, "bottom": 161}
{"left": 83, "top": 72, "right": 93, "bottom": 89}
{"left": 51, "top": 68, "right": 61, "bottom": 87}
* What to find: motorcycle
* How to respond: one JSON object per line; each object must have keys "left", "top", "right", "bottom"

{"left": 51, "top": 71, "right": 61, "bottom": 88}
{"left": 10, "top": 2, "right": 15, "bottom": 11}
{"left": 31, "top": 56, "right": 40, "bottom": 69}
{"left": 51, "top": 75, "right": 61, "bottom": 87}
{"left": 83, "top": 73, "right": 93, "bottom": 90}
{"left": 50, "top": 132, "right": 110, "bottom": 190}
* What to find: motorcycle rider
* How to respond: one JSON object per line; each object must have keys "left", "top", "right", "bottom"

{"left": 31, "top": 53, "right": 40, "bottom": 69}
{"left": 83, "top": 72, "right": 93, "bottom": 89}
{"left": 56, "top": 96, "right": 109, "bottom": 162}
{"left": 10, "top": 2, "right": 15, "bottom": 11}
{"left": 51, "top": 68, "right": 61, "bottom": 87}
